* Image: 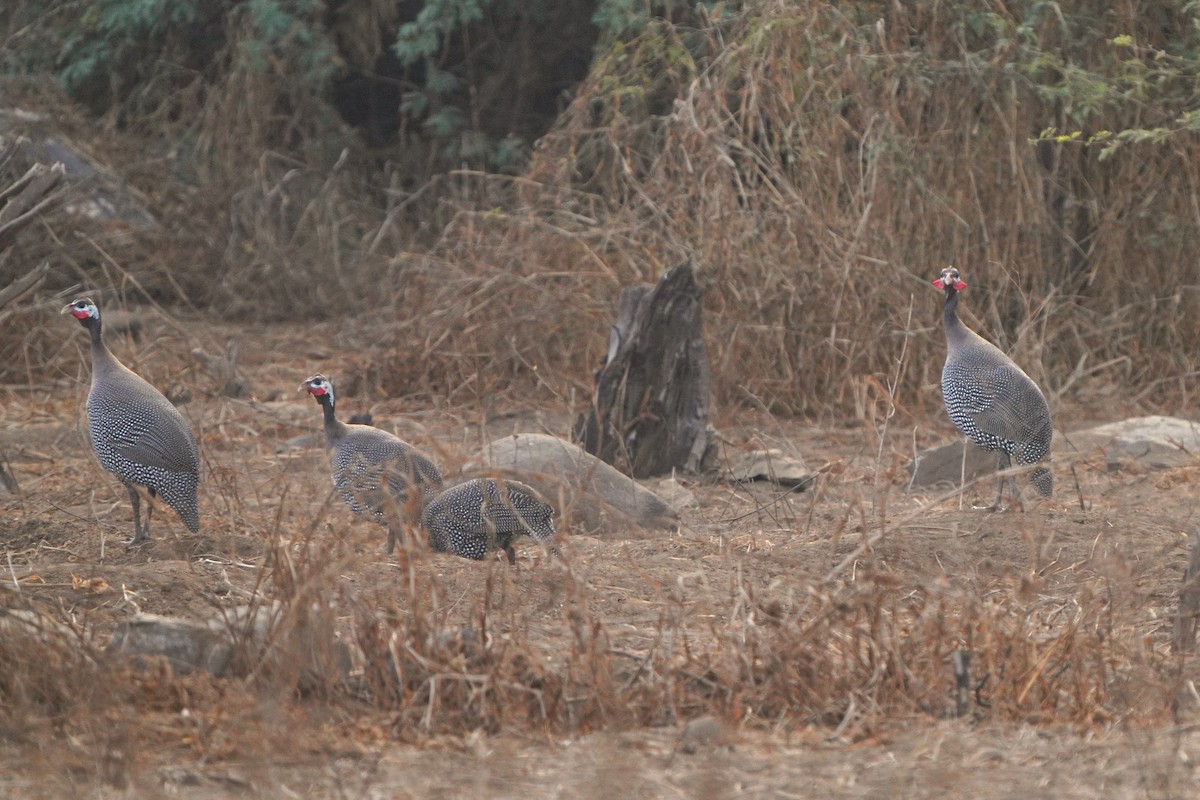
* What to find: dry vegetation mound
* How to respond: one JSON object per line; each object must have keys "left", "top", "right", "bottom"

{"left": 2, "top": 1, "right": 1199, "bottom": 419}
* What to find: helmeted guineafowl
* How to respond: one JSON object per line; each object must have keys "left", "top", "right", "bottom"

{"left": 420, "top": 477, "right": 558, "bottom": 564}
{"left": 63, "top": 297, "right": 200, "bottom": 543}
{"left": 934, "top": 267, "right": 1053, "bottom": 509}
{"left": 301, "top": 374, "right": 443, "bottom": 553}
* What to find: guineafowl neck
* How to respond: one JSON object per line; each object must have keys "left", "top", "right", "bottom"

{"left": 320, "top": 398, "right": 347, "bottom": 442}
{"left": 87, "top": 321, "right": 119, "bottom": 374}
{"left": 942, "top": 291, "right": 969, "bottom": 343}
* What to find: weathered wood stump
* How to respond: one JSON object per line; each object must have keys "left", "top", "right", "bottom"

{"left": 574, "top": 261, "right": 716, "bottom": 478}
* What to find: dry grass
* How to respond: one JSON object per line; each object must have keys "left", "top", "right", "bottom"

{"left": 7, "top": 3, "right": 1200, "bottom": 418}
{"left": 3, "top": 1, "right": 1200, "bottom": 793}
{"left": 0, "top": 383, "right": 1196, "bottom": 797}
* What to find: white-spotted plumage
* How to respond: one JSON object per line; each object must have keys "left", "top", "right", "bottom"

{"left": 301, "top": 374, "right": 443, "bottom": 553}
{"left": 420, "top": 477, "right": 558, "bottom": 564}
{"left": 934, "top": 268, "right": 1053, "bottom": 508}
{"left": 64, "top": 297, "right": 200, "bottom": 542}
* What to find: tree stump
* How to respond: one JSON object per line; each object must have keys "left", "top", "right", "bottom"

{"left": 574, "top": 260, "right": 716, "bottom": 478}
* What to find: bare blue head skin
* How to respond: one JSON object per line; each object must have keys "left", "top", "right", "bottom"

{"left": 63, "top": 297, "right": 103, "bottom": 343}
{"left": 302, "top": 374, "right": 337, "bottom": 405}
{"left": 932, "top": 266, "right": 967, "bottom": 294}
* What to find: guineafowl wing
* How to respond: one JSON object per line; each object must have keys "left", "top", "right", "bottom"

{"left": 967, "top": 363, "right": 1037, "bottom": 444}
{"left": 109, "top": 412, "right": 199, "bottom": 473}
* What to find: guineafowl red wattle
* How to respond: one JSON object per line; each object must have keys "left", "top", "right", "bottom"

{"left": 933, "top": 267, "right": 1053, "bottom": 509}
{"left": 63, "top": 297, "right": 200, "bottom": 543}
{"left": 420, "top": 478, "right": 558, "bottom": 564}
{"left": 301, "top": 374, "right": 443, "bottom": 553}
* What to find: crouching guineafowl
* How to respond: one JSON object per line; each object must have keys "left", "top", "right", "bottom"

{"left": 421, "top": 478, "right": 558, "bottom": 564}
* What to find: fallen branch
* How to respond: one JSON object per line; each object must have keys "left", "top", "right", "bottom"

{"left": 0, "top": 261, "right": 49, "bottom": 312}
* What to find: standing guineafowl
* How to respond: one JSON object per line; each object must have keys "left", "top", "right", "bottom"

{"left": 63, "top": 297, "right": 200, "bottom": 543}
{"left": 301, "top": 374, "right": 443, "bottom": 553}
{"left": 421, "top": 478, "right": 558, "bottom": 564}
{"left": 934, "top": 267, "right": 1053, "bottom": 509}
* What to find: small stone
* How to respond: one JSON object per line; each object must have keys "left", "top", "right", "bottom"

{"left": 679, "top": 715, "right": 726, "bottom": 754}
{"left": 727, "top": 449, "right": 816, "bottom": 490}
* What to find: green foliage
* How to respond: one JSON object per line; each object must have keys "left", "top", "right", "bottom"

{"left": 55, "top": 0, "right": 217, "bottom": 107}
{"left": 237, "top": 0, "right": 337, "bottom": 81}
{"left": 1000, "top": 3, "right": 1200, "bottom": 158}
{"left": 2, "top": 0, "right": 336, "bottom": 138}
{"left": 393, "top": 0, "right": 489, "bottom": 65}
{"left": 592, "top": 0, "right": 730, "bottom": 40}
{"left": 389, "top": 0, "right": 730, "bottom": 172}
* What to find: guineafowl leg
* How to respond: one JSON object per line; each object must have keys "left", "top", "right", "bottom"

{"left": 504, "top": 544, "right": 517, "bottom": 565}
{"left": 125, "top": 484, "right": 148, "bottom": 544}
{"left": 990, "top": 454, "right": 1022, "bottom": 512}
{"left": 386, "top": 525, "right": 398, "bottom": 555}
{"left": 144, "top": 495, "right": 155, "bottom": 540}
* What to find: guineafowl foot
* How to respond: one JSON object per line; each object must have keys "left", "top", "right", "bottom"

{"left": 981, "top": 501, "right": 1022, "bottom": 513}
{"left": 125, "top": 523, "right": 153, "bottom": 546}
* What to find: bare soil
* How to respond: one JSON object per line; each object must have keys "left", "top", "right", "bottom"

{"left": 1, "top": 313, "right": 1197, "bottom": 798}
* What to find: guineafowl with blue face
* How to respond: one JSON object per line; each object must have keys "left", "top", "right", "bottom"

{"left": 301, "top": 374, "right": 443, "bottom": 553}
{"left": 64, "top": 297, "right": 200, "bottom": 543}
{"left": 934, "top": 267, "right": 1053, "bottom": 509}
{"left": 421, "top": 478, "right": 558, "bottom": 564}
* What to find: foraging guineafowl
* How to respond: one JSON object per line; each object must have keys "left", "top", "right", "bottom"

{"left": 934, "top": 267, "right": 1053, "bottom": 509}
{"left": 301, "top": 374, "right": 443, "bottom": 553}
{"left": 421, "top": 478, "right": 558, "bottom": 564}
{"left": 63, "top": 297, "right": 200, "bottom": 543}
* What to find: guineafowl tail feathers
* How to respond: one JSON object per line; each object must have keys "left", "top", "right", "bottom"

{"left": 1030, "top": 466, "right": 1053, "bottom": 497}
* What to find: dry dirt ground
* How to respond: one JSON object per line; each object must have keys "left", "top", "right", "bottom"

{"left": 1, "top": 311, "right": 1199, "bottom": 798}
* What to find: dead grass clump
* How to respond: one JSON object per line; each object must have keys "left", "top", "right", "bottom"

{"left": 0, "top": 606, "right": 98, "bottom": 738}
{"left": 341, "top": 556, "right": 1169, "bottom": 741}
{"left": 704, "top": 571, "right": 1165, "bottom": 730}
{"left": 408, "top": 1, "right": 1200, "bottom": 416}
{"left": 0, "top": 304, "right": 66, "bottom": 385}
{"left": 352, "top": 565, "right": 576, "bottom": 736}
{"left": 211, "top": 152, "right": 391, "bottom": 319}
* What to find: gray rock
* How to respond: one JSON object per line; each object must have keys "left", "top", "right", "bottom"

{"left": 649, "top": 476, "right": 698, "bottom": 512}
{"left": 910, "top": 416, "right": 1200, "bottom": 492}
{"left": 467, "top": 433, "right": 678, "bottom": 534}
{"left": 727, "top": 449, "right": 816, "bottom": 490}
{"left": 209, "top": 601, "right": 351, "bottom": 691}
{"left": 0, "top": 608, "right": 80, "bottom": 644}
{"left": 1062, "top": 416, "right": 1200, "bottom": 469}
{"left": 107, "top": 601, "right": 350, "bottom": 689}
{"left": 908, "top": 438, "right": 999, "bottom": 491}
{"left": 679, "top": 715, "right": 728, "bottom": 754}
{"left": 108, "top": 613, "right": 231, "bottom": 675}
